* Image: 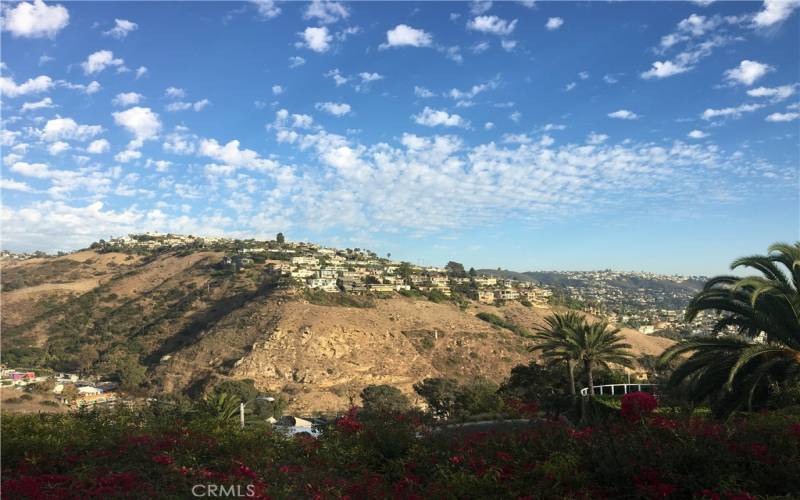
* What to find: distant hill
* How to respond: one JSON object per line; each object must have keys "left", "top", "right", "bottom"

{"left": 478, "top": 269, "right": 705, "bottom": 311}
{"left": 1, "top": 250, "right": 674, "bottom": 412}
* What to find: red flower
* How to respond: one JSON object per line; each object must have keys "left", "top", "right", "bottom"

{"left": 621, "top": 391, "right": 658, "bottom": 422}
{"left": 152, "top": 454, "right": 173, "bottom": 465}
{"left": 495, "top": 451, "right": 513, "bottom": 462}
{"left": 449, "top": 455, "right": 462, "bottom": 465}
{"left": 336, "top": 407, "right": 364, "bottom": 434}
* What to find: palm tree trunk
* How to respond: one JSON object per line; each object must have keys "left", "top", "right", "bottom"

{"left": 585, "top": 359, "right": 594, "bottom": 397}
{"left": 567, "top": 360, "right": 576, "bottom": 397}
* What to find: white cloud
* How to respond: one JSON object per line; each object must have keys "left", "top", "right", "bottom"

{"left": 162, "top": 126, "right": 197, "bottom": 155}
{"left": 303, "top": 0, "right": 349, "bottom": 24}
{"left": 0, "top": 75, "right": 53, "bottom": 98}
{"left": 564, "top": 82, "right": 576, "bottom": 91}
{"left": 48, "top": 141, "right": 70, "bottom": 155}
{"left": 467, "top": 15, "right": 517, "bottom": 36}
{"left": 608, "top": 109, "right": 639, "bottom": 120}
{"left": 40, "top": 117, "right": 103, "bottom": 142}
{"left": 252, "top": 0, "right": 281, "bottom": 19}
{"left": 413, "top": 107, "right": 469, "bottom": 128}
{"left": 688, "top": 129, "right": 709, "bottom": 139}
{"left": 112, "top": 92, "right": 143, "bottom": 107}
{"left": 112, "top": 106, "right": 162, "bottom": 148}
{"left": 448, "top": 77, "right": 500, "bottom": 102}
{"left": 193, "top": 99, "right": 210, "bottom": 111}
{"left": 166, "top": 102, "right": 192, "bottom": 112}
{"left": 146, "top": 159, "right": 171, "bottom": 172}
{"left": 501, "top": 39, "right": 517, "bottom": 51}
{"left": 316, "top": 101, "right": 352, "bottom": 116}
{"left": 298, "top": 26, "right": 332, "bottom": 53}
{"left": 198, "top": 138, "right": 278, "bottom": 171}
{"left": 324, "top": 68, "right": 349, "bottom": 86}
{"left": 641, "top": 60, "right": 691, "bottom": 79}
{"left": 114, "top": 149, "right": 142, "bottom": 163}
{"left": 21, "top": 96, "right": 56, "bottom": 112}
{"left": 272, "top": 84, "right": 283, "bottom": 95}
{"left": 484, "top": 121, "right": 495, "bottom": 130}
{"left": 765, "top": 111, "right": 799, "bottom": 122}
{"left": 701, "top": 103, "right": 763, "bottom": 120}
{"left": 509, "top": 111, "right": 522, "bottom": 123}
{"left": 603, "top": 74, "right": 620, "bottom": 84}
{"left": 104, "top": 18, "right": 137, "bottom": 39}
{"left": 359, "top": 72, "right": 383, "bottom": 83}
{"left": 470, "top": 0, "right": 493, "bottom": 15}
{"left": 167, "top": 99, "right": 210, "bottom": 112}
{"left": 747, "top": 84, "right": 797, "bottom": 102}
{"left": 471, "top": 41, "right": 490, "bottom": 53}
{"left": 87, "top": 138, "right": 110, "bottom": 154}
{"left": 753, "top": 0, "right": 800, "bottom": 28}
{"left": 502, "top": 133, "right": 532, "bottom": 144}
{"left": 81, "top": 50, "right": 124, "bottom": 74}
{"left": 414, "top": 86, "right": 435, "bottom": 98}
{"left": 165, "top": 86, "right": 186, "bottom": 99}
{"left": 289, "top": 56, "right": 306, "bottom": 68}
{"left": 0, "top": 179, "right": 33, "bottom": 192}
{"left": 579, "top": 71, "right": 589, "bottom": 80}
{"left": 545, "top": 17, "right": 564, "bottom": 30}
{"left": 587, "top": 132, "right": 608, "bottom": 144}
{"left": 380, "top": 24, "right": 433, "bottom": 49}
{"left": 1, "top": 0, "right": 69, "bottom": 38}
{"left": 724, "top": 60, "right": 773, "bottom": 86}
{"left": 135, "top": 66, "right": 148, "bottom": 79}
{"left": 10, "top": 161, "right": 50, "bottom": 178}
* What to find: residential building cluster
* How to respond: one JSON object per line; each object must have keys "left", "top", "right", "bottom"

{"left": 1, "top": 368, "right": 119, "bottom": 407}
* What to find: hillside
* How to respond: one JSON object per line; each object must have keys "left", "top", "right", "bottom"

{"left": 1, "top": 249, "right": 673, "bottom": 412}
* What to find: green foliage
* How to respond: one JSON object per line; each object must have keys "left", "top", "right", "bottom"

{"left": 303, "top": 289, "right": 375, "bottom": 308}
{"left": 499, "top": 362, "right": 574, "bottom": 416}
{"left": 452, "top": 379, "right": 504, "bottom": 418}
{"left": 445, "top": 261, "right": 467, "bottom": 278}
{"left": 426, "top": 289, "right": 448, "bottom": 303}
{"left": 413, "top": 378, "right": 458, "bottom": 419}
{"left": 532, "top": 312, "right": 633, "bottom": 396}
{"left": 1, "top": 403, "right": 799, "bottom": 498}
{"left": 359, "top": 384, "right": 410, "bottom": 415}
{"left": 476, "top": 312, "right": 529, "bottom": 337}
{"left": 212, "top": 379, "right": 258, "bottom": 404}
{"left": 661, "top": 242, "right": 800, "bottom": 418}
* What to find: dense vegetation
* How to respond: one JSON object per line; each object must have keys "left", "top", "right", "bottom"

{"left": 3, "top": 397, "right": 798, "bottom": 499}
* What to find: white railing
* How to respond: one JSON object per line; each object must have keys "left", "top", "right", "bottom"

{"left": 580, "top": 383, "right": 657, "bottom": 397}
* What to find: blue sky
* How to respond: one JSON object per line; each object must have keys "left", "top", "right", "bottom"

{"left": 1, "top": 0, "right": 798, "bottom": 275}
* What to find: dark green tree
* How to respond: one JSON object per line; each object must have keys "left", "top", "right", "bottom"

{"left": 413, "top": 378, "right": 458, "bottom": 419}
{"left": 445, "top": 261, "right": 467, "bottom": 278}
{"left": 360, "top": 384, "right": 410, "bottom": 415}
{"left": 660, "top": 242, "right": 800, "bottom": 417}
{"left": 276, "top": 232, "right": 285, "bottom": 244}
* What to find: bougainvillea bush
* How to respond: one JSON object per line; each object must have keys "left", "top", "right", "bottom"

{"left": 2, "top": 400, "right": 799, "bottom": 499}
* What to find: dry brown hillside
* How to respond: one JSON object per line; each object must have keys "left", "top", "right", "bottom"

{"left": 1, "top": 249, "right": 673, "bottom": 413}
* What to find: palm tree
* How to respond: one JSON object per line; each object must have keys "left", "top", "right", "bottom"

{"left": 573, "top": 320, "right": 634, "bottom": 395}
{"left": 660, "top": 242, "right": 800, "bottom": 417}
{"left": 533, "top": 312, "right": 633, "bottom": 396}
{"left": 531, "top": 311, "right": 584, "bottom": 397}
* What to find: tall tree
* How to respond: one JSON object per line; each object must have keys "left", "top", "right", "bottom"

{"left": 532, "top": 312, "right": 633, "bottom": 396}
{"left": 660, "top": 242, "right": 800, "bottom": 417}
{"left": 445, "top": 261, "right": 467, "bottom": 277}
{"left": 531, "top": 311, "right": 585, "bottom": 397}
{"left": 276, "top": 232, "right": 285, "bottom": 244}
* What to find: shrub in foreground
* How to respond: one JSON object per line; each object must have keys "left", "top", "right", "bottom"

{"left": 1, "top": 404, "right": 798, "bottom": 499}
